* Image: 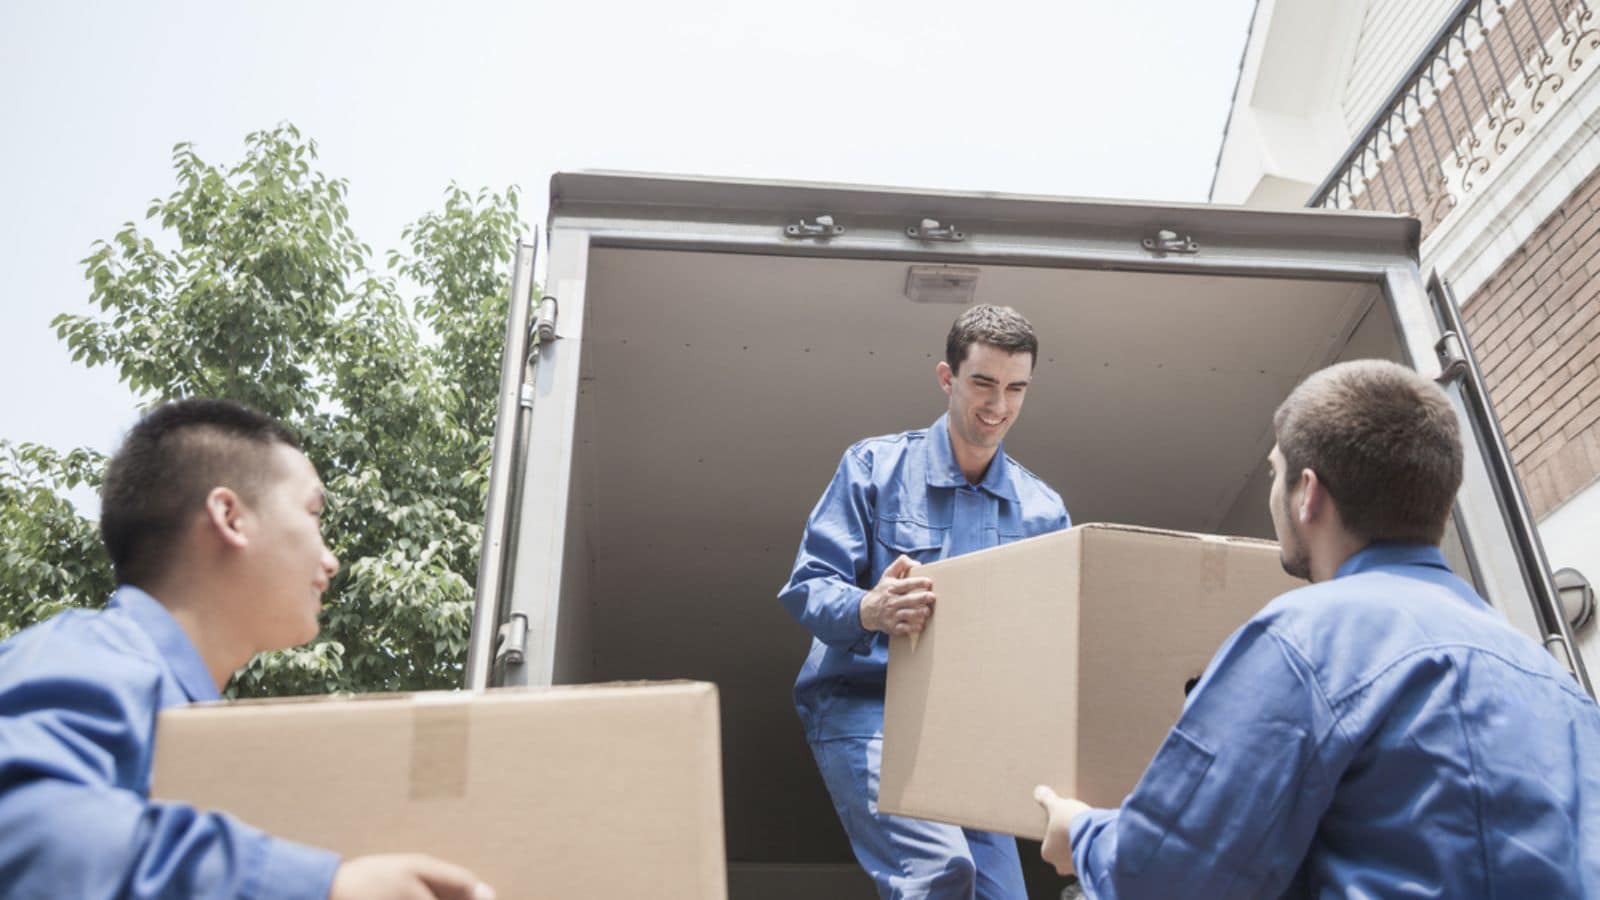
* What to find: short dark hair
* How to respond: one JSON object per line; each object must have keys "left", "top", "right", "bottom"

{"left": 1274, "top": 360, "right": 1463, "bottom": 544}
{"left": 100, "top": 399, "right": 300, "bottom": 587}
{"left": 946, "top": 304, "right": 1038, "bottom": 373}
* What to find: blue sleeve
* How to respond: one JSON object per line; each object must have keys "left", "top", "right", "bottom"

{"left": 1069, "top": 622, "right": 1343, "bottom": 899}
{"left": 777, "top": 447, "right": 878, "bottom": 655}
{"left": 0, "top": 634, "right": 341, "bottom": 899}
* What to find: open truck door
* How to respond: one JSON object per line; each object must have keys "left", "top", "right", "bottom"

{"left": 1426, "top": 273, "right": 1592, "bottom": 694}
{"left": 463, "top": 173, "right": 1593, "bottom": 898}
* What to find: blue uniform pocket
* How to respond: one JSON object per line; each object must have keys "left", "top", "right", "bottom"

{"left": 1118, "top": 726, "right": 1216, "bottom": 875}
{"left": 875, "top": 518, "right": 946, "bottom": 563}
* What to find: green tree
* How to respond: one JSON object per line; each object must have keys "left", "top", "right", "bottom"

{"left": 0, "top": 124, "right": 524, "bottom": 696}
{"left": 0, "top": 443, "right": 113, "bottom": 636}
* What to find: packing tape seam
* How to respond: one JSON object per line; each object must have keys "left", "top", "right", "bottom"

{"left": 410, "top": 700, "right": 471, "bottom": 801}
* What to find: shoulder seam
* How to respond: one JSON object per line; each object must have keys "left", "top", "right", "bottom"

{"left": 1265, "top": 626, "right": 1344, "bottom": 742}
{"left": 1005, "top": 454, "right": 1066, "bottom": 506}
{"left": 848, "top": 426, "right": 925, "bottom": 460}
{"left": 1318, "top": 641, "right": 1585, "bottom": 710}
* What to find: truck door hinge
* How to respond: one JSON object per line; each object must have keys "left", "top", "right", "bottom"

{"left": 495, "top": 612, "right": 529, "bottom": 668}
{"left": 1434, "top": 331, "right": 1470, "bottom": 385}
{"left": 530, "top": 296, "right": 559, "bottom": 346}
{"left": 907, "top": 218, "right": 966, "bottom": 242}
{"left": 785, "top": 215, "right": 844, "bottom": 239}
{"left": 1141, "top": 229, "right": 1199, "bottom": 255}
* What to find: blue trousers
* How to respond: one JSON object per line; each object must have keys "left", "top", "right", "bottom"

{"left": 810, "top": 734, "right": 1028, "bottom": 900}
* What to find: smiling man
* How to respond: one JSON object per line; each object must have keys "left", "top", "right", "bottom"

{"left": 0, "top": 399, "right": 493, "bottom": 900}
{"left": 1035, "top": 359, "right": 1600, "bottom": 898}
{"left": 779, "top": 305, "right": 1070, "bottom": 899}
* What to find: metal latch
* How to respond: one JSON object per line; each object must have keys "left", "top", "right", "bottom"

{"left": 495, "top": 612, "right": 529, "bottom": 668}
{"left": 1141, "top": 229, "right": 1199, "bottom": 255}
{"left": 907, "top": 218, "right": 965, "bottom": 242}
{"left": 1434, "top": 331, "right": 1469, "bottom": 385}
{"left": 785, "top": 215, "right": 844, "bottom": 239}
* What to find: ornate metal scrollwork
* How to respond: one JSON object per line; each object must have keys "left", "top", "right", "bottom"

{"left": 1495, "top": 115, "right": 1527, "bottom": 153}
{"left": 1309, "top": 0, "right": 1596, "bottom": 232}
{"left": 1531, "top": 71, "right": 1565, "bottom": 111}
{"left": 1568, "top": 26, "right": 1600, "bottom": 69}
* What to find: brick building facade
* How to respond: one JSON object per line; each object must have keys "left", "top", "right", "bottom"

{"left": 1211, "top": 0, "right": 1600, "bottom": 669}
{"left": 1466, "top": 171, "right": 1600, "bottom": 517}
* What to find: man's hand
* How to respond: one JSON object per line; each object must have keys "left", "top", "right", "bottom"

{"left": 859, "top": 555, "right": 936, "bottom": 636}
{"left": 1034, "top": 785, "right": 1091, "bottom": 877}
{"left": 330, "top": 854, "right": 496, "bottom": 900}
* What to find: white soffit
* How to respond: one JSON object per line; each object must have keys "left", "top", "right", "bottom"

{"left": 1212, "top": 0, "right": 1364, "bottom": 205}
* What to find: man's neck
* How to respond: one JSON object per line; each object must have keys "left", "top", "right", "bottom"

{"left": 949, "top": 436, "right": 998, "bottom": 485}
{"left": 1309, "top": 533, "right": 1368, "bottom": 583}
{"left": 143, "top": 579, "right": 249, "bottom": 691}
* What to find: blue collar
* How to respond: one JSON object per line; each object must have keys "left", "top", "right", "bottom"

{"left": 109, "top": 585, "right": 222, "bottom": 703}
{"left": 1335, "top": 542, "right": 1453, "bottom": 579}
{"left": 923, "top": 413, "right": 1019, "bottom": 501}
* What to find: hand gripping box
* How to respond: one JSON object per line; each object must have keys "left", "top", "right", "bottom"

{"left": 878, "top": 523, "right": 1303, "bottom": 839}
{"left": 151, "top": 681, "right": 727, "bottom": 900}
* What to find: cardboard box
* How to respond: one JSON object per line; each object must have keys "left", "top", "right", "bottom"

{"left": 151, "top": 681, "right": 727, "bottom": 900}
{"left": 878, "top": 523, "right": 1303, "bottom": 839}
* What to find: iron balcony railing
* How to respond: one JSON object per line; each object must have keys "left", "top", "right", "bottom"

{"left": 1309, "top": 0, "right": 1599, "bottom": 227}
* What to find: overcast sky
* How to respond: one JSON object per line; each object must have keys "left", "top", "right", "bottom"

{"left": 0, "top": 0, "right": 1255, "bottom": 476}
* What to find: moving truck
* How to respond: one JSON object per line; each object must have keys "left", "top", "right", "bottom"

{"left": 462, "top": 172, "right": 1597, "bottom": 898}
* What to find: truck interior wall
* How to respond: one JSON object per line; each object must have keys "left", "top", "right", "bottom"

{"left": 557, "top": 246, "right": 1418, "bottom": 878}
{"left": 1212, "top": 296, "right": 1406, "bottom": 536}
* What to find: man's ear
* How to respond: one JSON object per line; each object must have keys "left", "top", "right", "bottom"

{"left": 203, "top": 486, "right": 249, "bottom": 550}
{"left": 1297, "top": 468, "right": 1324, "bottom": 524}
{"left": 936, "top": 360, "right": 954, "bottom": 397}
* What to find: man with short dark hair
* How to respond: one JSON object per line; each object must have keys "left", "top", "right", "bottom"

{"left": 1035, "top": 360, "right": 1600, "bottom": 898}
{"left": 0, "top": 399, "right": 494, "bottom": 899}
{"left": 780, "top": 305, "right": 1070, "bottom": 898}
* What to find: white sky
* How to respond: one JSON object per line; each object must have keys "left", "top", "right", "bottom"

{"left": 0, "top": 0, "right": 1255, "bottom": 466}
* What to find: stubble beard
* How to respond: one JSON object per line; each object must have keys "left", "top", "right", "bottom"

{"left": 1278, "top": 493, "right": 1312, "bottom": 581}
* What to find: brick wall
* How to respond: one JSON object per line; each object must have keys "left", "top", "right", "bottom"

{"left": 1463, "top": 162, "right": 1600, "bottom": 517}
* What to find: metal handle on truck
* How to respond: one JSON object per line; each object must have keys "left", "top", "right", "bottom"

{"left": 1428, "top": 274, "right": 1594, "bottom": 697}
{"left": 466, "top": 235, "right": 539, "bottom": 691}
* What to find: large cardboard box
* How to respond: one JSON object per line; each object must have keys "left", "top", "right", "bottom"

{"left": 878, "top": 523, "right": 1302, "bottom": 839}
{"left": 151, "top": 681, "right": 727, "bottom": 900}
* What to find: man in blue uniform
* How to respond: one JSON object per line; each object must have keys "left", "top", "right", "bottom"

{"left": 0, "top": 399, "right": 494, "bottom": 900}
{"left": 1035, "top": 359, "right": 1600, "bottom": 898}
{"left": 780, "top": 305, "right": 1070, "bottom": 899}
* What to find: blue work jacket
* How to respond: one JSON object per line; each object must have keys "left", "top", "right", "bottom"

{"left": 1071, "top": 542, "right": 1600, "bottom": 898}
{"left": 778, "top": 413, "right": 1069, "bottom": 742}
{"left": 0, "top": 586, "right": 340, "bottom": 899}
